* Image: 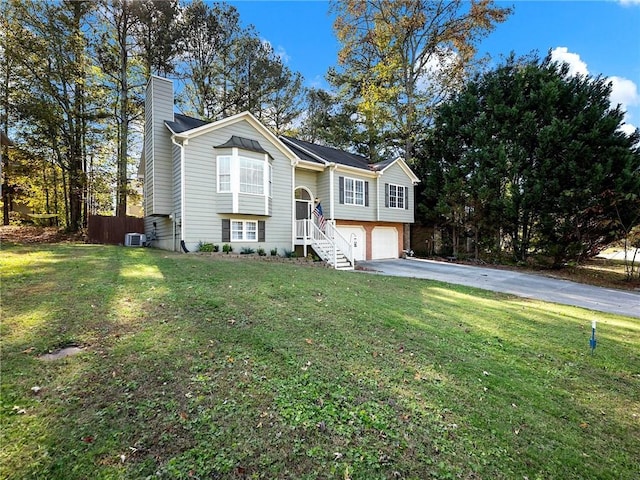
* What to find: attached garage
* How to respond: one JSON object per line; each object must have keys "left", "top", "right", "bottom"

{"left": 336, "top": 226, "right": 366, "bottom": 261}
{"left": 371, "top": 226, "right": 399, "bottom": 259}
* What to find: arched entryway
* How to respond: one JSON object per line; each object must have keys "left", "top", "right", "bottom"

{"left": 294, "top": 187, "right": 313, "bottom": 240}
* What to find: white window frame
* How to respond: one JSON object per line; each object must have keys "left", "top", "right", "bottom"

{"left": 239, "top": 157, "right": 265, "bottom": 195}
{"left": 217, "top": 153, "right": 271, "bottom": 197}
{"left": 231, "top": 220, "right": 258, "bottom": 241}
{"left": 217, "top": 156, "right": 231, "bottom": 193}
{"left": 344, "top": 177, "right": 365, "bottom": 206}
{"left": 388, "top": 183, "right": 406, "bottom": 209}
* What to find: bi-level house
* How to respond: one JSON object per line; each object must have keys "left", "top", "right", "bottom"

{"left": 140, "top": 76, "right": 419, "bottom": 269}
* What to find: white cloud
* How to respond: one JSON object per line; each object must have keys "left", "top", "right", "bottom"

{"left": 619, "top": 0, "right": 640, "bottom": 6}
{"left": 550, "top": 47, "right": 588, "bottom": 76}
{"left": 608, "top": 76, "right": 640, "bottom": 109}
{"left": 550, "top": 47, "right": 639, "bottom": 134}
{"left": 618, "top": 123, "right": 637, "bottom": 135}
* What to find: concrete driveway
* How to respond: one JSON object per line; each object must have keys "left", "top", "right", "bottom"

{"left": 357, "top": 258, "right": 640, "bottom": 319}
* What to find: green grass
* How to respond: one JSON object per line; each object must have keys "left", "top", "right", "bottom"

{"left": 1, "top": 244, "right": 639, "bottom": 479}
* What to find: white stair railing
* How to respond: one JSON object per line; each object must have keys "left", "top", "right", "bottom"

{"left": 309, "top": 220, "right": 334, "bottom": 262}
{"left": 324, "top": 221, "right": 354, "bottom": 267}
{"left": 306, "top": 220, "right": 354, "bottom": 269}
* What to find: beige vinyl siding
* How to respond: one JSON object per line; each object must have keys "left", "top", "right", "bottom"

{"left": 333, "top": 170, "right": 377, "bottom": 222}
{"left": 181, "top": 119, "right": 293, "bottom": 252}
{"left": 294, "top": 168, "right": 318, "bottom": 197}
{"left": 172, "top": 143, "right": 181, "bottom": 223}
{"left": 144, "top": 216, "right": 175, "bottom": 251}
{"left": 145, "top": 77, "right": 174, "bottom": 215}
{"left": 315, "top": 171, "right": 332, "bottom": 218}
{"left": 216, "top": 194, "right": 234, "bottom": 213}
{"left": 378, "top": 162, "right": 415, "bottom": 223}
{"left": 182, "top": 133, "right": 217, "bottom": 244}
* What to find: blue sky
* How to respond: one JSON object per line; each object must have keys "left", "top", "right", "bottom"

{"left": 226, "top": 0, "right": 640, "bottom": 133}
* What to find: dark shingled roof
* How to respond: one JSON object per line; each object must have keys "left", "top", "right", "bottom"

{"left": 165, "top": 113, "right": 210, "bottom": 134}
{"left": 281, "top": 136, "right": 372, "bottom": 170}
{"left": 162, "top": 112, "right": 393, "bottom": 174}
{"left": 280, "top": 138, "right": 324, "bottom": 165}
{"left": 370, "top": 158, "right": 396, "bottom": 171}
{"left": 216, "top": 135, "right": 271, "bottom": 156}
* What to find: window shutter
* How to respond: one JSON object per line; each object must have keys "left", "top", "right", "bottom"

{"left": 364, "top": 181, "right": 369, "bottom": 207}
{"left": 258, "top": 221, "right": 265, "bottom": 242}
{"left": 339, "top": 176, "right": 344, "bottom": 204}
{"left": 405, "top": 187, "right": 409, "bottom": 210}
{"left": 222, "top": 219, "right": 230, "bottom": 242}
{"left": 385, "top": 183, "right": 389, "bottom": 208}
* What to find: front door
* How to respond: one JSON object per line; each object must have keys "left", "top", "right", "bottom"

{"left": 296, "top": 200, "right": 311, "bottom": 221}
{"left": 295, "top": 188, "right": 312, "bottom": 239}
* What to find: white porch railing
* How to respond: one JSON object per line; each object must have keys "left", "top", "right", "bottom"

{"left": 295, "top": 219, "right": 354, "bottom": 269}
{"left": 324, "top": 221, "right": 354, "bottom": 268}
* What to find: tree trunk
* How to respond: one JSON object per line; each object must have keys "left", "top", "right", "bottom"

{"left": 116, "top": 6, "right": 130, "bottom": 217}
{"left": 1, "top": 144, "right": 8, "bottom": 225}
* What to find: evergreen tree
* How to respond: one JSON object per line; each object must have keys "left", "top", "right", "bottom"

{"left": 420, "top": 53, "right": 640, "bottom": 264}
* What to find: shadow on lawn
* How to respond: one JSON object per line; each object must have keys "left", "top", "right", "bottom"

{"left": 2, "top": 246, "right": 639, "bottom": 479}
{"left": 1, "top": 245, "right": 188, "bottom": 478}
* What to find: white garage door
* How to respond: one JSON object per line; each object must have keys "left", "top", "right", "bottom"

{"left": 336, "top": 226, "right": 366, "bottom": 261}
{"left": 372, "top": 227, "right": 399, "bottom": 259}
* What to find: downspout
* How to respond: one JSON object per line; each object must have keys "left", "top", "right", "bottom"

{"left": 328, "top": 163, "right": 336, "bottom": 222}
{"left": 376, "top": 171, "right": 382, "bottom": 222}
{"left": 291, "top": 159, "right": 298, "bottom": 254}
{"left": 171, "top": 135, "right": 188, "bottom": 252}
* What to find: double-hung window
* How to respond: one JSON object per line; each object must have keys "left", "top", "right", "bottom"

{"left": 344, "top": 177, "right": 366, "bottom": 206}
{"left": 239, "top": 157, "right": 264, "bottom": 195}
{"left": 218, "top": 156, "right": 231, "bottom": 192}
{"left": 388, "top": 184, "right": 406, "bottom": 209}
{"left": 231, "top": 220, "right": 257, "bottom": 241}
{"left": 217, "top": 154, "right": 270, "bottom": 196}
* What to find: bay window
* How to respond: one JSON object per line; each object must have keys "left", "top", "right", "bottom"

{"left": 217, "top": 153, "right": 271, "bottom": 196}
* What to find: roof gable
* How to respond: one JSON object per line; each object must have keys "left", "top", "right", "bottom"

{"left": 373, "top": 157, "right": 420, "bottom": 184}
{"left": 160, "top": 110, "right": 420, "bottom": 182}
{"left": 166, "top": 111, "right": 298, "bottom": 163}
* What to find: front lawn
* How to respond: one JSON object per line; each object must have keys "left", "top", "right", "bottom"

{"left": 1, "top": 244, "right": 638, "bottom": 479}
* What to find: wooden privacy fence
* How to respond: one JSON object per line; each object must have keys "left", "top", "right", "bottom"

{"left": 87, "top": 215, "right": 145, "bottom": 245}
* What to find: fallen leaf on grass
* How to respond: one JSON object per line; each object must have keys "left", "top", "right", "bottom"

{"left": 22, "top": 347, "right": 35, "bottom": 354}
{"left": 305, "top": 338, "right": 313, "bottom": 345}
{"left": 82, "top": 436, "right": 94, "bottom": 443}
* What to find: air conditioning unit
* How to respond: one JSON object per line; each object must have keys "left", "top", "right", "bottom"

{"left": 124, "top": 233, "right": 146, "bottom": 247}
